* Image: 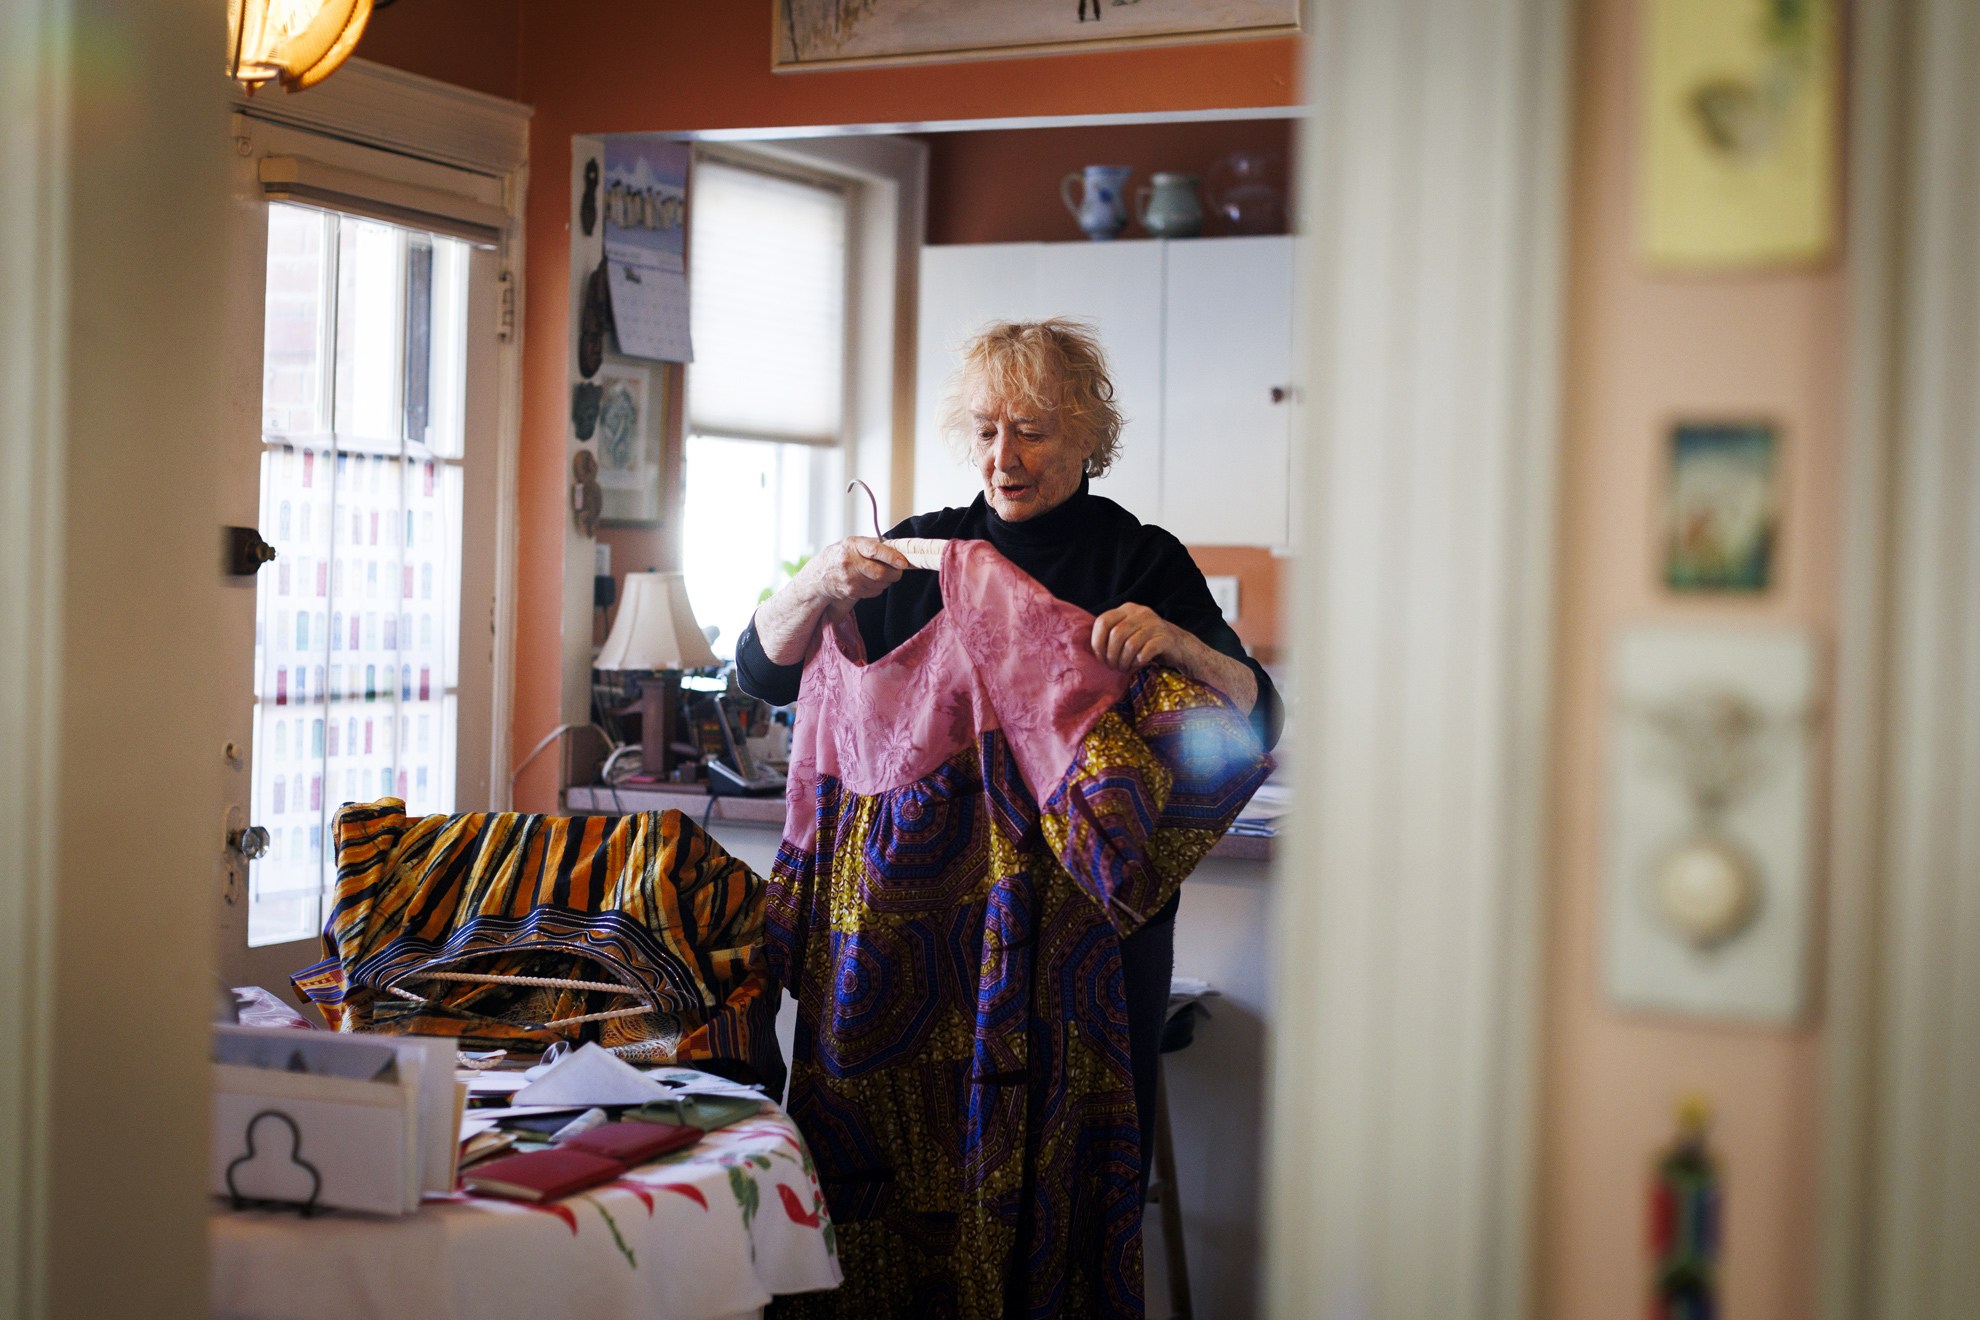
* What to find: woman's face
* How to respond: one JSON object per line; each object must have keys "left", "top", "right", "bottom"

{"left": 968, "top": 373, "right": 1094, "bottom": 522}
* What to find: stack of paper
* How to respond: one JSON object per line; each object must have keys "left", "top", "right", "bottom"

{"left": 210, "top": 1025, "right": 465, "bottom": 1215}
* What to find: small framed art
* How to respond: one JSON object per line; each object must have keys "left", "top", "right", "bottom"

{"left": 1663, "top": 421, "right": 1778, "bottom": 593}
{"left": 595, "top": 358, "right": 663, "bottom": 527}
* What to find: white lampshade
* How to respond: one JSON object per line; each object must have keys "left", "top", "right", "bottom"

{"left": 596, "top": 572, "right": 718, "bottom": 671}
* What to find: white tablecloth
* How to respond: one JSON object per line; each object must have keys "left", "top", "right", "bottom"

{"left": 211, "top": 1105, "right": 842, "bottom": 1320}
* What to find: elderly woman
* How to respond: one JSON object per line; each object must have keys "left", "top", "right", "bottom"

{"left": 737, "top": 318, "right": 1281, "bottom": 1179}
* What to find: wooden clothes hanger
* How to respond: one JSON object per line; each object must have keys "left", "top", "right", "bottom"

{"left": 848, "top": 479, "right": 946, "bottom": 570}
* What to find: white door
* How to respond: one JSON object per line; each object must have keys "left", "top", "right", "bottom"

{"left": 914, "top": 240, "right": 1165, "bottom": 523}
{"left": 217, "top": 123, "right": 505, "bottom": 993}
{"left": 1161, "top": 236, "right": 1295, "bottom": 546}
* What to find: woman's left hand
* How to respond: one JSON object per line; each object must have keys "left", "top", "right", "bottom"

{"left": 1088, "top": 602, "right": 1259, "bottom": 714}
{"left": 1090, "top": 603, "right": 1190, "bottom": 672}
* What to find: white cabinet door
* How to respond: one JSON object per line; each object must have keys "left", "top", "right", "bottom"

{"left": 915, "top": 244, "right": 1042, "bottom": 515}
{"left": 1161, "top": 236, "right": 1295, "bottom": 546}
{"left": 915, "top": 241, "right": 1165, "bottom": 523}
{"left": 1030, "top": 241, "right": 1164, "bottom": 524}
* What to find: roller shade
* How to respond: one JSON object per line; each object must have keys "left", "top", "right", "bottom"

{"left": 687, "top": 159, "right": 847, "bottom": 447}
{"left": 258, "top": 156, "right": 505, "bottom": 248}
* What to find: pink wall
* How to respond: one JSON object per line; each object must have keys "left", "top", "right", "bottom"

{"left": 1537, "top": 0, "right": 1844, "bottom": 1316}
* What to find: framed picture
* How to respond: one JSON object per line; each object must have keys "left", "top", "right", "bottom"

{"left": 774, "top": 0, "right": 1302, "bottom": 72}
{"left": 1663, "top": 421, "right": 1779, "bottom": 593}
{"left": 1639, "top": 0, "right": 1837, "bottom": 269}
{"left": 595, "top": 359, "right": 664, "bottom": 527}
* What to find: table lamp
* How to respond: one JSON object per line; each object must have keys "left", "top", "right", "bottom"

{"left": 595, "top": 571, "right": 718, "bottom": 780}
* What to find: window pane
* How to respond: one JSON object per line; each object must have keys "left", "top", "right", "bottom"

{"left": 683, "top": 435, "right": 837, "bottom": 662}
{"left": 249, "top": 208, "right": 471, "bottom": 947}
{"left": 688, "top": 160, "right": 847, "bottom": 443}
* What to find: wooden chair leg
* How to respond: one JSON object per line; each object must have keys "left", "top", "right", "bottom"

{"left": 1153, "top": 1059, "right": 1193, "bottom": 1320}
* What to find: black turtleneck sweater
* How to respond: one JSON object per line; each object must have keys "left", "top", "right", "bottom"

{"left": 734, "top": 480, "right": 1283, "bottom": 752}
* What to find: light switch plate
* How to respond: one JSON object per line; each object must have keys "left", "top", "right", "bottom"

{"left": 1205, "top": 575, "right": 1240, "bottom": 623}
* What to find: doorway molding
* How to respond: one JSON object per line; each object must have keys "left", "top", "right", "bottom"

{"left": 1264, "top": 0, "right": 1570, "bottom": 1316}
{"left": 1821, "top": 1, "right": 1980, "bottom": 1315}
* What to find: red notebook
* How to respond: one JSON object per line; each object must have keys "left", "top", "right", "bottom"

{"left": 461, "top": 1148, "right": 623, "bottom": 1202}
{"left": 462, "top": 1121, "right": 702, "bottom": 1202}
{"left": 560, "top": 1120, "right": 700, "bottom": 1166}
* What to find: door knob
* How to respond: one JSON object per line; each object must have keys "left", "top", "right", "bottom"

{"left": 228, "top": 824, "right": 270, "bottom": 861}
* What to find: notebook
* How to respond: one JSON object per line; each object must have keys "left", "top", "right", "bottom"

{"left": 461, "top": 1148, "right": 623, "bottom": 1202}
{"left": 559, "top": 1119, "right": 701, "bottom": 1165}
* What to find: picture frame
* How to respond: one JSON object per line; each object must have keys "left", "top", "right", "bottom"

{"left": 773, "top": 0, "right": 1302, "bottom": 73}
{"left": 594, "top": 358, "right": 664, "bottom": 527}
{"left": 1662, "top": 420, "right": 1779, "bottom": 593}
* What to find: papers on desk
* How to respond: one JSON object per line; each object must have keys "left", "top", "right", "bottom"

{"left": 210, "top": 1026, "right": 466, "bottom": 1216}
{"left": 1230, "top": 781, "right": 1290, "bottom": 837}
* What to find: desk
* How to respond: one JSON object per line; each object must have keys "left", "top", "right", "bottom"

{"left": 211, "top": 1105, "right": 840, "bottom": 1320}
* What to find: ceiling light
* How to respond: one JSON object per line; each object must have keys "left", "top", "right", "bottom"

{"left": 227, "top": 0, "right": 374, "bottom": 94}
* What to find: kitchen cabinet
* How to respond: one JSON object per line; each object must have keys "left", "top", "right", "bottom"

{"left": 915, "top": 235, "right": 1295, "bottom": 547}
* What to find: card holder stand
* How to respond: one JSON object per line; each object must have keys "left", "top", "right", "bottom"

{"left": 224, "top": 1109, "right": 325, "bottom": 1218}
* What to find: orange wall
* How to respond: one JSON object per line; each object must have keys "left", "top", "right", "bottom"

{"left": 354, "top": 0, "right": 521, "bottom": 101}
{"left": 1537, "top": 1, "right": 1843, "bottom": 1317}
{"left": 923, "top": 118, "right": 1294, "bottom": 245}
{"left": 367, "top": 3, "right": 1296, "bottom": 810}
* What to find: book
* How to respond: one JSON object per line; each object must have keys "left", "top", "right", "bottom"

{"left": 560, "top": 1119, "right": 701, "bottom": 1165}
{"left": 461, "top": 1148, "right": 624, "bottom": 1202}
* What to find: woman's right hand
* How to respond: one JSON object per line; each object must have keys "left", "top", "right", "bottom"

{"left": 794, "top": 537, "right": 911, "bottom": 620}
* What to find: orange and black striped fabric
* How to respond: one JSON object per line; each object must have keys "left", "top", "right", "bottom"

{"left": 291, "top": 800, "right": 776, "bottom": 1077}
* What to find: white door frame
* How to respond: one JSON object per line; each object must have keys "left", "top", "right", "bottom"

{"left": 1821, "top": 2, "right": 1980, "bottom": 1316}
{"left": 1264, "top": 0, "right": 1571, "bottom": 1316}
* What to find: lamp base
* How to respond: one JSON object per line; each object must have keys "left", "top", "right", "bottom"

{"left": 640, "top": 672, "right": 682, "bottom": 782}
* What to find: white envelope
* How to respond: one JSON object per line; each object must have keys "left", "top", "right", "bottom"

{"left": 511, "top": 1041, "right": 674, "bottom": 1107}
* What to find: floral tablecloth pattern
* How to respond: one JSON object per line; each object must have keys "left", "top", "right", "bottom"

{"left": 211, "top": 1104, "right": 841, "bottom": 1320}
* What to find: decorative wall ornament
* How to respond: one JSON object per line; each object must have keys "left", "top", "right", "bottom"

{"left": 594, "top": 360, "right": 663, "bottom": 528}
{"left": 1606, "top": 626, "right": 1817, "bottom": 1022}
{"left": 570, "top": 449, "right": 601, "bottom": 538}
{"left": 774, "top": 0, "right": 1300, "bottom": 71}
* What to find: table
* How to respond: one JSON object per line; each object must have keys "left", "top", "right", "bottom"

{"left": 211, "top": 1104, "right": 841, "bottom": 1320}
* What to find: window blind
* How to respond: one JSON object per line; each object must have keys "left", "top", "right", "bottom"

{"left": 687, "top": 158, "right": 847, "bottom": 446}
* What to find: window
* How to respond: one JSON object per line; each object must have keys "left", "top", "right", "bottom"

{"left": 683, "top": 157, "right": 849, "bottom": 659}
{"left": 249, "top": 203, "right": 469, "bottom": 945}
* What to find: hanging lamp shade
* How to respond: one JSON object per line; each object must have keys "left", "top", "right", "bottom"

{"left": 227, "top": 0, "right": 375, "bottom": 94}
{"left": 596, "top": 573, "right": 718, "bottom": 672}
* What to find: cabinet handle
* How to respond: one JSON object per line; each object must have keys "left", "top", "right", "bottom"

{"left": 1270, "top": 386, "right": 1287, "bottom": 404}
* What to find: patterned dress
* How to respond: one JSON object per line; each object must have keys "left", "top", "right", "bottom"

{"left": 768, "top": 539, "right": 1269, "bottom": 1319}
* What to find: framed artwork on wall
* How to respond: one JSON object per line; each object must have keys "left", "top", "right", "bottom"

{"left": 595, "top": 358, "right": 664, "bottom": 527}
{"left": 1663, "top": 420, "right": 1778, "bottom": 593}
{"left": 773, "top": 0, "right": 1301, "bottom": 72}
{"left": 1639, "top": 0, "right": 1837, "bottom": 269}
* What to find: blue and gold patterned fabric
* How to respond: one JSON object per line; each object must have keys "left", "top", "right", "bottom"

{"left": 768, "top": 539, "right": 1269, "bottom": 1320}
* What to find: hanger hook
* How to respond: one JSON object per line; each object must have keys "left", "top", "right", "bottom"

{"left": 846, "top": 479, "right": 882, "bottom": 540}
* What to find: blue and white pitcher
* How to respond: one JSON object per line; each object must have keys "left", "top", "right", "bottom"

{"left": 1061, "top": 165, "right": 1133, "bottom": 241}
